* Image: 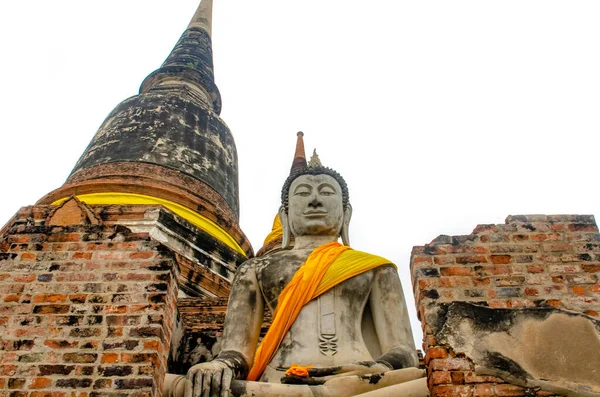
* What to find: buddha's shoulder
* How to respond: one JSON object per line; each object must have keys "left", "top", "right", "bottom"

{"left": 237, "top": 249, "right": 309, "bottom": 275}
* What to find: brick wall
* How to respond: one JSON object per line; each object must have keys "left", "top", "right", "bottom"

{"left": 0, "top": 206, "right": 179, "bottom": 397}
{"left": 411, "top": 215, "right": 600, "bottom": 397}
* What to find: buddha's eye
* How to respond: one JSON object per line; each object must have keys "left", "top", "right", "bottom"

{"left": 320, "top": 186, "right": 336, "bottom": 196}
{"left": 294, "top": 186, "right": 311, "bottom": 196}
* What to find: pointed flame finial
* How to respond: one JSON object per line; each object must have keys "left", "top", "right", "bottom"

{"left": 308, "top": 149, "right": 322, "bottom": 168}
{"left": 187, "top": 0, "right": 213, "bottom": 35}
{"left": 290, "top": 131, "right": 307, "bottom": 172}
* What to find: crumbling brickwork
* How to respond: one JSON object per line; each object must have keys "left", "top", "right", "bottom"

{"left": 0, "top": 206, "right": 180, "bottom": 396}
{"left": 171, "top": 298, "right": 271, "bottom": 374}
{"left": 411, "top": 215, "right": 600, "bottom": 397}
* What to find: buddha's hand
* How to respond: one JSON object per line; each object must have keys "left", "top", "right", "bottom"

{"left": 185, "top": 360, "right": 234, "bottom": 397}
{"left": 281, "top": 361, "right": 391, "bottom": 385}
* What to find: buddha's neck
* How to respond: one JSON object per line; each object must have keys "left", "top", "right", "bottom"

{"left": 292, "top": 235, "right": 339, "bottom": 250}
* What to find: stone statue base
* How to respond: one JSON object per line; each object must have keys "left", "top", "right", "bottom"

{"left": 163, "top": 367, "right": 427, "bottom": 397}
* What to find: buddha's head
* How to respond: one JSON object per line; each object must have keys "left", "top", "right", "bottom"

{"left": 279, "top": 152, "right": 352, "bottom": 247}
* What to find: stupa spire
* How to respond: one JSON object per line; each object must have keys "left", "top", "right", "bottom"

{"left": 256, "top": 132, "right": 308, "bottom": 257}
{"left": 140, "top": 0, "right": 221, "bottom": 113}
{"left": 291, "top": 131, "right": 307, "bottom": 172}
{"left": 39, "top": 0, "right": 252, "bottom": 258}
{"left": 187, "top": 0, "right": 213, "bottom": 35}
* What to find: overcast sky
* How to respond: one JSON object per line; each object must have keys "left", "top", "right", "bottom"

{"left": 2, "top": 1, "right": 600, "bottom": 347}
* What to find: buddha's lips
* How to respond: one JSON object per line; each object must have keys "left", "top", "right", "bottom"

{"left": 303, "top": 211, "right": 328, "bottom": 218}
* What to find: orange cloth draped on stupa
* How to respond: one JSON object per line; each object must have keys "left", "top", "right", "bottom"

{"left": 246, "top": 241, "right": 396, "bottom": 381}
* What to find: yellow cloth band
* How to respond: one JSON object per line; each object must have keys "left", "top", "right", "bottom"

{"left": 262, "top": 214, "right": 283, "bottom": 246}
{"left": 246, "top": 241, "right": 394, "bottom": 381}
{"left": 52, "top": 193, "right": 246, "bottom": 256}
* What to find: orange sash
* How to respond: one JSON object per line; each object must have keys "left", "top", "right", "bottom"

{"left": 246, "top": 241, "right": 394, "bottom": 381}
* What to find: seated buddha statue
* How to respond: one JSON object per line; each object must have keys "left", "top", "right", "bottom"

{"left": 164, "top": 134, "right": 426, "bottom": 397}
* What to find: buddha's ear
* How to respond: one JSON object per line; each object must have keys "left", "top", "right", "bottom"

{"left": 341, "top": 203, "right": 353, "bottom": 246}
{"left": 279, "top": 206, "right": 292, "bottom": 249}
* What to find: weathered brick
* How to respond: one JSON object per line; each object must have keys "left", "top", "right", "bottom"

{"left": 430, "top": 358, "right": 472, "bottom": 372}
{"left": 38, "top": 365, "right": 75, "bottom": 376}
{"left": 449, "top": 371, "right": 464, "bottom": 384}
{"left": 571, "top": 286, "right": 587, "bottom": 296}
{"left": 44, "top": 340, "right": 78, "bottom": 350}
{"left": 568, "top": 223, "right": 598, "bottom": 232}
{"left": 0, "top": 339, "right": 35, "bottom": 351}
{"left": 543, "top": 242, "right": 571, "bottom": 252}
{"left": 424, "top": 347, "right": 448, "bottom": 365}
{"left": 0, "top": 364, "right": 17, "bottom": 376}
{"left": 548, "top": 265, "right": 581, "bottom": 274}
{"left": 93, "top": 379, "right": 112, "bottom": 390}
{"left": 416, "top": 267, "right": 441, "bottom": 277}
{"left": 80, "top": 341, "right": 100, "bottom": 350}
{"left": 100, "top": 353, "right": 119, "bottom": 363}
{"left": 524, "top": 287, "right": 539, "bottom": 297}
{"left": 69, "top": 328, "right": 102, "bottom": 338}
{"left": 464, "top": 372, "right": 505, "bottom": 383}
{"left": 496, "top": 287, "right": 522, "bottom": 298}
{"left": 68, "top": 294, "right": 88, "bottom": 304}
{"left": 120, "top": 353, "right": 158, "bottom": 365}
{"left": 130, "top": 252, "right": 154, "bottom": 260}
{"left": 29, "top": 377, "right": 53, "bottom": 389}
{"left": 530, "top": 233, "right": 561, "bottom": 242}
{"left": 114, "top": 378, "right": 153, "bottom": 389}
{"left": 102, "top": 340, "right": 139, "bottom": 351}
{"left": 439, "top": 277, "right": 472, "bottom": 287}
{"left": 98, "top": 365, "right": 133, "bottom": 377}
{"left": 440, "top": 267, "right": 473, "bottom": 277}
{"left": 7, "top": 378, "right": 26, "bottom": 389}
{"left": 413, "top": 256, "right": 433, "bottom": 265}
{"left": 106, "top": 315, "right": 141, "bottom": 326}
{"left": 432, "top": 256, "right": 456, "bottom": 266}
{"left": 55, "top": 316, "right": 84, "bottom": 327}
{"left": 432, "top": 385, "right": 474, "bottom": 397}
{"left": 75, "top": 365, "right": 95, "bottom": 376}
{"left": 494, "top": 276, "right": 525, "bottom": 287}
{"left": 490, "top": 255, "right": 511, "bottom": 264}
{"left": 463, "top": 289, "right": 486, "bottom": 298}
{"left": 33, "top": 294, "right": 69, "bottom": 304}
{"left": 56, "top": 378, "right": 93, "bottom": 389}
{"left": 128, "top": 326, "right": 162, "bottom": 338}
{"left": 431, "top": 371, "right": 452, "bottom": 385}
{"left": 474, "top": 384, "right": 495, "bottom": 397}
{"left": 582, "top": 264, "right": 600, "bottom": 273}
{"left": 494, "top": 384, "right": 527, "bottom": 396}
{"left": 565, "top": 274, "right": 597, "bottom": 284}
{"left": 63, "top": 353, "right": 98, "bottom": 364}
{"left": 33, "top": 305, "right": 70, "bottom": 314}
{"left": 456, "top": 256, "right": 487, "bottom": 265}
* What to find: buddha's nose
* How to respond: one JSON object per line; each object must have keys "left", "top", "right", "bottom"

{"left": 308, "top": 196, "right": 322, "bottom": 208}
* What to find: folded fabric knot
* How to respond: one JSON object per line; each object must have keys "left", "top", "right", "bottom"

{"left": 285, "top": 364, "right": 313, "bottom": 377}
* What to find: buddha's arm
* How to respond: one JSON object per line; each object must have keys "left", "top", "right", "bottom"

{"left": 217, "top": 260, "right": 265, "bottom": 377}
{"left": 184, "top": 261, "right": 264, "bottom": 396}
{"left": 369, "top": 264, "right": 418, "bottom": 369}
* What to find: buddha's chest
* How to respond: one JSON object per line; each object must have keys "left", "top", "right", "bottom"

{"left": 256, "top": 256, "right": 375, "bottom": 314}
{"left": 257, "top": 258, "right": 375, "bottom": 359}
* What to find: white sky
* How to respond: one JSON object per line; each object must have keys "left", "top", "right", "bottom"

{"left": 1, "top": 1, "right": 600, "bottom": 348}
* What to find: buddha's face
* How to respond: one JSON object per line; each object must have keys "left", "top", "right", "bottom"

{"left": 288, "top": 174, "right": 344, "bottom": 238}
